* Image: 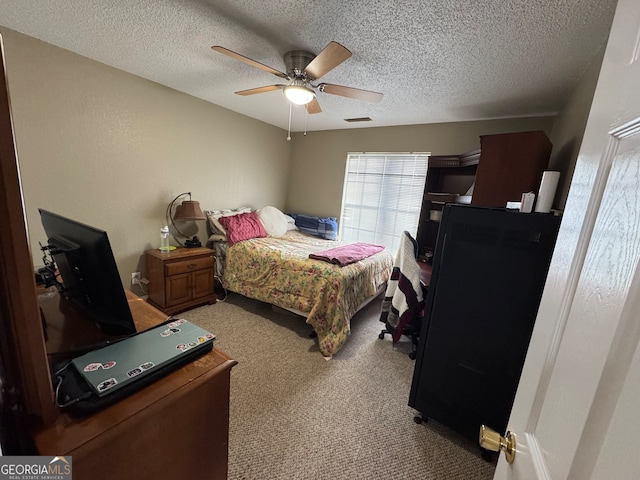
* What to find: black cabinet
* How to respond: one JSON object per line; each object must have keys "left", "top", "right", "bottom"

{"left": 409, "top": 204, "right": 561, "bottom": 441}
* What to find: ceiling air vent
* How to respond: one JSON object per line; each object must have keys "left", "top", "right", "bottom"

{"left": 344, "top": 117, "right": 372, "bottom": 123}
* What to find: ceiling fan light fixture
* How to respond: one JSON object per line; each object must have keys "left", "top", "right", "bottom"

{"left": 284, "top": 80, "right": 315, "bottom": 105}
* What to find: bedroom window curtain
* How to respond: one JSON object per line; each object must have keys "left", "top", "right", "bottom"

{"left": 339, "top": 153, "right": 429, "bottom": 255}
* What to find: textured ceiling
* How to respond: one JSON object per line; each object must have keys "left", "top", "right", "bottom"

{"left": 0, "top": 0, "right": 617, "bottom": 132}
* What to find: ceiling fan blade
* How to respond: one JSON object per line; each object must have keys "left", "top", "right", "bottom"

{"left": 304, "top": 41, "right": 352, "bottom": 80}
{"left": 235, "top": 85, "right": 285, "bottom": 96}
{"left": 318, "top": 83, "right": 383, "bottom": 103}
{"left": 212, "top": 46, "right": 289, "bottom": 79}
{"left": 305, "top": 97, "right": 322, "bottom": 114}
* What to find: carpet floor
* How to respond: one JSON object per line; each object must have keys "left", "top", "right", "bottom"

{"left": 180, "top": 292, "right": 497, "bottom": 480}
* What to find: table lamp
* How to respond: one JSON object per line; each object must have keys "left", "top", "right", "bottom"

{"left": 166, "top": 192, "right": 206, "bottom": 247}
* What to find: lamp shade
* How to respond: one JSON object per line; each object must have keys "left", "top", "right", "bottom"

{"left": 284, "top": 80, "right": 315, "bottom": 105}
{"left": 174, "top": 200, "right": 206, "bottom": 221}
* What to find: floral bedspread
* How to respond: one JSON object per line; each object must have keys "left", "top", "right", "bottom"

{"left": 221, "top": 231, "right": 394, "bottom": 356}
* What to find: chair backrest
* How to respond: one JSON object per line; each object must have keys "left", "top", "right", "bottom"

{"left": 404, "top": 230, "right": 419, "bottom": 260}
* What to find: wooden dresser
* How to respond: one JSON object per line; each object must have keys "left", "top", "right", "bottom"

{"left": 33, "top": 290, "right": 237, "bottom": 480}
{"left": 146, "top": 247, "right": 216, "bottom": 315}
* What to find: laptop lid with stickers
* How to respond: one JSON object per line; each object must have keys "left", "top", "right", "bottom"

{"left": 70, "top": 319, "right": 215, "bottom": 397}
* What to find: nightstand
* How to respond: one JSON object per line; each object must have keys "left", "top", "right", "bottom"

{"left": 146, "top": 247, "right": 216, "bottom": 315}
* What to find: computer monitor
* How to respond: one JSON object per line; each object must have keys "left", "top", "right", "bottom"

{"left": 38, "top": 209, "right": 137, "bottom": 336}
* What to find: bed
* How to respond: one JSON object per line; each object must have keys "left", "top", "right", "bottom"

{"left": 207, "top": 208, "right": 393, "bottom": 357}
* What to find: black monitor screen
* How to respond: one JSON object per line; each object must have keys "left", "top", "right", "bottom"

{"left": 38, "top": 209, "right": 136, "bottom": 336}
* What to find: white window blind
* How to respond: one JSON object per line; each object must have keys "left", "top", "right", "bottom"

{"left": 339, "top": 152, "right": 429, "bottom": 255}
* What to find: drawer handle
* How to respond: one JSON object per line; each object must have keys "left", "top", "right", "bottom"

{"left": 188, "top": 263, "right": 196, "bottom": 269}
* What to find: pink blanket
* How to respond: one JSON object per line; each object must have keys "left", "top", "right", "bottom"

{"left": 309, "top": 242, "right": 385, "bottom": 266}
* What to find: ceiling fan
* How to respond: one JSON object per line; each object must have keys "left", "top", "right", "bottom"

{"left": 211, "top": 41, "right": 383, "bottom": 114}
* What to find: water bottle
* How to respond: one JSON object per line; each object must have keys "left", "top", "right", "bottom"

{"left": 160, "top": 226, "right": 170, "bottom": 253}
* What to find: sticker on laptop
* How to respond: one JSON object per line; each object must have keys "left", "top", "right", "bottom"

{"left": 126, "top": 362, "right": 154, "bottom": 377}
{"left": 161, "top": 327, "right": 182, "bottom": 337}
{"left": 97, "top": 378, "right": 118, "bottom": 392}
{"left": 140, "top": 362, "right": 154, "bottom": 371}
{"left": 83, "top": 363, "right": 102, "bottom": 372}
{"left": 176, "top": 333, "right": 214, "bottom": 352}
{"left": 83, "top": 361, "right": 116, "bottom": 372}
{"left": 167, "top": 319, "right": 187, "bottom": 329}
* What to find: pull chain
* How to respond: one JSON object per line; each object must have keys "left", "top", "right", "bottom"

{"left": 287, "top": 102, "right": 292, "bottom": 141}
{"left": 304, "top": 107, "right": 308, "bottom": 136}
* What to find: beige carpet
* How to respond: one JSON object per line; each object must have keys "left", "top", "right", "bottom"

{"left": 180, "top": 292, "right": 496, "bottom": 480}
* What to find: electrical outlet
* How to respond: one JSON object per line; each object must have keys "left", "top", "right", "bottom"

{"left": 131, "top": 272, "right": 141, "bottom": 285}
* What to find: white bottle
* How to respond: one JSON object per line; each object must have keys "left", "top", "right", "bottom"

{"left": 160, "top": 226, "right": 170, "bottom": 253}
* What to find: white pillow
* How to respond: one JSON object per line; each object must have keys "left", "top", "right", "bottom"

{"left": 283, "top": 214, "right": 298, "bottom": 231}
{"left": 206, "top": 207, "right": 251, "bottom": 235}
{"left": 257, "top": 206, "right": 289, "bottom": 237}
{"left": 208, "top": 233, "right": 227, "bottom": 243}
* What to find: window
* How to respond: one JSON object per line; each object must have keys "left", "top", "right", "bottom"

{"left": 339, "top": 153, "right": 429, "bottom": 254}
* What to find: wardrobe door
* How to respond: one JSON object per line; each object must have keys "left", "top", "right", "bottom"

{"left": 471, "top": 131, "right": 552, "bottom": 208}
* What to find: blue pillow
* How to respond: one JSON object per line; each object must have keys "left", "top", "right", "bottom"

{"left": 289, "top": 214, "right": 338, "bottom": 241}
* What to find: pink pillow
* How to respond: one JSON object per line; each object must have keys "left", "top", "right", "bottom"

{"left": 218, "top": 212, "right": 267, "bottom": 245}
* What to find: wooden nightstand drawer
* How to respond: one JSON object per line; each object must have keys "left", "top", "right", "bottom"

{"left": 165, "top": 255, "right": 214, "bottom": 276}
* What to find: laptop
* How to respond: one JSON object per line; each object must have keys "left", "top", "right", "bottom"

{"left": 70, "top": 319, "right": 215, "bottom": 397}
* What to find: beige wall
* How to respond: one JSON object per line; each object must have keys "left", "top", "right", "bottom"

{"left": 548, "top": 45, "right": 605, "bottom": 209}
{"left": 286, "top": 117, "right": 556, "bottom": 217}
{"left": 1, "top": 28, "right": 291, "bottom": 288}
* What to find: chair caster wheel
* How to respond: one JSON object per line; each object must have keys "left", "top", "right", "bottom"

{"left": 378, "top": 332, "right": 385, "bottom": 339}
{"left": 413, "top": 415, "right": 426, "bottom": 424}
{"left": 408, "top": 351, "right": 417, "bottom": 360}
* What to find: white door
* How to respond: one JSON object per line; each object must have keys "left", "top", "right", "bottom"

{"left": 492, "top": 0, "right": 640, "bottom": 478}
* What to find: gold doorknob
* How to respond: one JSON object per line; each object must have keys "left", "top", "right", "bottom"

{"left": 479, "top": 425, "right": 516, "bottom": 464}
